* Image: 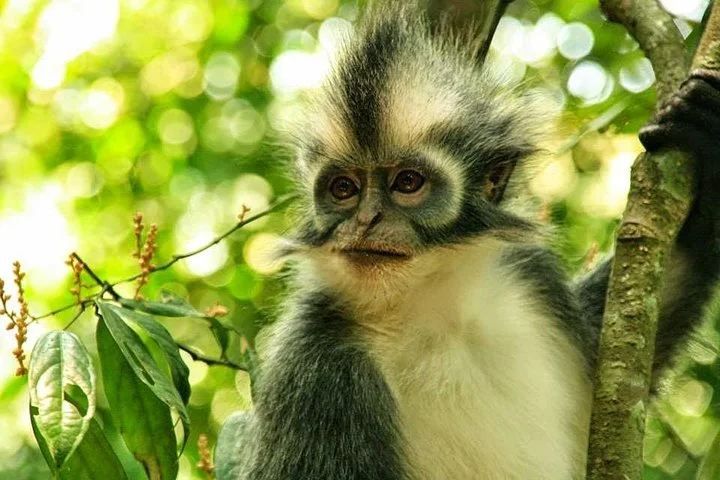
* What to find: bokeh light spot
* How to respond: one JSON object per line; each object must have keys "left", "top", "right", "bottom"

{"left": 32, "top": 0, "right": 119, "bottom": 89}
{"left": 302, "top": 0, "right": 339, "bottom": 19}
{"left": 270, "top": 50, "right": 331, "bottom": 95}
{"left": 619, "top": 57, "right": 655, "bottom": 93}
{"left": 0, "top": 96, "right": 18, "bottom": 134}
{"left": 65, "top": 162, "right": 104, "bottom": 198}
{"left": 182, "top": 232, "right": 229, "bottom": 277}
{"left": 204, "top": 52, "right": 240, "bottom": 100}
{"left": 670, "top": 378, "right": 713, "bottom": 417}
{"left": 141, "top": 50, "right": 200, "bottom": 97}
{"left": 158, "top": 108, "right": 195, "bottom": 145}
{"left": 567, "top": 61, "right": 613, "bottom": 104}
{"left": 660, "top": 0, "right": 710, "bottom": 21}
{"left": 211, "top": 388, "right": 250, "bottom": 426}
{"left": 557, "top": 23, "right": 594, "bottom": 60}
{"left": 244, "top": 233, "right": 285, "bottom": 274}
{"left": 79, "top": 78, "right": 125, "bottom": 129}
{"left": 170, "top": 2, "right": 214, "bottom": 44}
{"left": 318, "top": 17, "right": 353, "bottom": 54}
{"left": 233, "top": 174, "right": 273, "bottom": 230}
{"left": 0, "top": 185, "right": 77, "bottom": 291}
{"left": 224, "top": 100, "right": 265, "bottom": 146}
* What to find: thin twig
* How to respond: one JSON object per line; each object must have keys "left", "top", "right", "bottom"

{"left": 28, "top": 299, "right": 94, "bottom": 323}
{"left": 27, "top": 196, "right": 295, "bottom": 322}
{"left": 62, "top": 306, "right": 88, "bottom": 331}
{"left": 71, "top": 252, "right": 120, "bottom": 300}
{"left": 108, "top": 194, "right": 295, "bottom": 289}
{"left": 177, "top": 342, "right": 247, "bottom": 370}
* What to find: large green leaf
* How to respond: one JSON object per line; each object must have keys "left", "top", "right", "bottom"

{"left": 28, "top": 331, "right": 96, "bottom": 470}
{"left": 215, "top": 411, "right": 250, "bottom": 480}
{"left": 112, "top": 305, "right": 191, "bottom": 405}
{"left": 95, "top": 301, "right": 190, "bottom": 443}
{"left": 97, "top": 319, "right": 178, "bottom": 480}
{"left": 32, "top": 410, "right": 129, "bottom": 480}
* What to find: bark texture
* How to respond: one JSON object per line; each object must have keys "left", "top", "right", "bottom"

{"left": 587, "top": 1, "right": 720, "bottom": 479}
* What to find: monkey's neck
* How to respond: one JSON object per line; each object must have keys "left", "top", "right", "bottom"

{"left": 343, "top": 239, "right": 591, "bottom": 479}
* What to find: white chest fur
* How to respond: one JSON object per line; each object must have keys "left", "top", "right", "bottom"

{"left": 358, "top": 243, "right": 592, "bottom": 480}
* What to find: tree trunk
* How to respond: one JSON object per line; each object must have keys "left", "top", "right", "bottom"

{"left": 587, "top": 1, "right": 720, "bottom": 478}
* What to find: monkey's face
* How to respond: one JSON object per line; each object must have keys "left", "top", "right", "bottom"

{"left": 307, "top": 153, "right": 463, "bottom": 268}
{"left": 286, "top": 144, "right": 533, "bottom": 299}
{"left": 285, "top": 156, "right": 458, "bottom": 302}
{"left": 281, "top": 12, "right": 548, "bottom": 297}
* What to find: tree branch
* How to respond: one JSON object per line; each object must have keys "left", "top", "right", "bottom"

{"left": 71, "top": 252, "right": 120, "bottom": 300}
{"left": 472, "top": 0, "right": 515, "bottom": 62}
{"left": 424, "top": 0, "right": 515, "bottom": 62}
{"left": 694, "top": 2, "right": 720, "bottom": 71}
{"left": 587, "top": 2, "right": 720, "bottom": 479}
{"left": 177, "top": 342, "right": 247, "bottom": 370}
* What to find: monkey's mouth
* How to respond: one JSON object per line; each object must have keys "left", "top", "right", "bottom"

{"left": 335, "top": 245, "right": 412, "bottom": 265}
{"left": 343, "top": 249, "right": 408, "bottom": 258}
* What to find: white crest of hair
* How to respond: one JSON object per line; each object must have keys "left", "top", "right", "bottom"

{"left": 289, "top": 2, "right": 559, "bottom": 212}
{"left": 294, "top": 236, "right": 591, "bottom": 480}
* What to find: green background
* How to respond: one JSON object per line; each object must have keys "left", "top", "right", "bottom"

{"left": 0, "top": 0, "right": 718, "bottom": 478}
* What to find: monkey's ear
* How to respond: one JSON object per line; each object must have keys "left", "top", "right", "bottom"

{"left": 483, "top": 161, "right": 516, "bottom": 203}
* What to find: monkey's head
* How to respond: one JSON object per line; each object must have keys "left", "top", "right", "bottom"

{"left": 281, "top": 4, "right": 550, "bottom": 301}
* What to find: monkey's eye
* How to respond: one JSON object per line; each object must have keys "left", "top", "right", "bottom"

{"left": 392, "top": 170, "right": 425, "bottom": 194}
{"left": 329, "top": 176, "right": 359, "bottom": 200}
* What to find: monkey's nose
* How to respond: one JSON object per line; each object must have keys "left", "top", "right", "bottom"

{"left": 357, "top": 211, "right": 383, "bottom": 232}
{"left": 366, "top": 212, "right": 383, "bottom": 231}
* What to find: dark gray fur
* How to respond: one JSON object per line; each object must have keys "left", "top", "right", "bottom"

{"left": 237, "top": 291, "right": 407, "bottom": 480}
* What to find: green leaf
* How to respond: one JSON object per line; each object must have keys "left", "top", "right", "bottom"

{"left": 209, "top": 316, "right": 230, "bottom": 358}
{"left": 32, "top": 410, "right": 129, "bottom": 480}
{"left": 118, "top": 297, "right": 206, "bottom": 318}
{"left": 214, "top": 411, "right": 250, "bottom": 480}
{"left": 28, "top": 331, "right": 96, "bottom": 470}
{"left": 239, "top": 344, "right": 259, "bottom": 390}
{"left": 97, "top": 319, "right": 178, "bottom": 480}
{"left": 698, "top": 430, "right": 720, "bottom": 480}
{"left": 95, "top": 301, "right": 190, "bottom": 448}
{"left": 114, "top": 306, "right": 191, "bottom": 405}
{"left": 119, "top": 293, "right": 236, "bottom": 359}
{"left": 118, "top": 290, "right": 211, "bottom": 319}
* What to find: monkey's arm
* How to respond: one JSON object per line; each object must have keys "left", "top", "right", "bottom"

{"left": 577, "top": 70, "right": 720, "bottom": 371}
{"left": 237, "top": 292, "right": 405, "bottom": 480}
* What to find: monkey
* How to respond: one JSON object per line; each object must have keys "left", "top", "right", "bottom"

{"left": 217, "top": 3, "right": 720, "bottom": 479}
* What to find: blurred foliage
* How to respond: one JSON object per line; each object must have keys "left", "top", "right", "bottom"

{"left": 0, "top": 0, "right": 718, "bottom": 478}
